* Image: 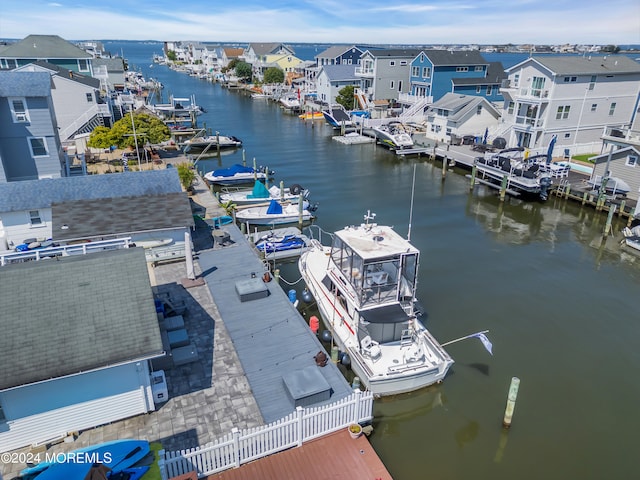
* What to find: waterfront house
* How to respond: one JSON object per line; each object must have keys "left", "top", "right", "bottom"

{"left": 0, "top": 169, "right": 189, "bottom": 251}
{"left": 0, "top": 71, "right": 64, "bottom": 182}
{"left": 92, "top": 56, "right": 127, "bottom": 92}
{"left": 315, "top": 64, "right": 359, "bottom": 105}
{"left": 498, "top": 55, "right": 640, "bottom": 154}
{"left": 589, "top": 146, "right": 640, "bottom": 201}
{"left": 403, "top": 50, "right": 502, "bottom": 109}
{"left": 356, "top": 48, "right": 421, "bottom": 103}
{"left": 0, "top": 34, "right": 93, "bottom": 75}
{"left": 425, "top": 93, "right": 501, "bottom": 144}
{"left": 243, "top": 43, "right": 295, "bottom": 80}
{"left": 0, "top": 248, "right": 163, "bottom": 452}
{"left": 14, "top": 61, "right": 113, "bottom": 143}
{"left": 219, "top": 47, "right": 244, "bottom": 69}
{"left": 314, "top": 45, "right": 368, "bottom": 67}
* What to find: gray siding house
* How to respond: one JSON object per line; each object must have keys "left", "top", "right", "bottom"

{"left": 316, "top": 64, "right": 359, "bottom": 105}
{"left": 0, "top": 71, "right": 64, "bottom": 182}
{"left": 590, "top": 146, "right": 640, "bottom": 201}
{"left": 0, "top": 34, "right": 93, "bottom": 74}
{"left": 356, "top": 49, "right": 421, "bottom": 102}
{"left": 0, "top": 248, "right": 163, "bottom": 452}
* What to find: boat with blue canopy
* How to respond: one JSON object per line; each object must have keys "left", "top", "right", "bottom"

{"left": 203, "top": 163, "right": 269, "bottom": 185}
{"left": 219, "top": 180, "right": 308, "bottom": 206}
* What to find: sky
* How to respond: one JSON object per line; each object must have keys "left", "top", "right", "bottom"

{"left": 1, "top": 0, "right": 639, "bottom": 46}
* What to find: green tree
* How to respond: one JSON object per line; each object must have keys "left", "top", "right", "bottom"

{"left": 235, "top": 61, "right": 253, "bottom": 82}
{"left": 601, "top": 45, "right": 620, "bottom": 54}
{"left": 166, "top": 50, "right": 177, "bottom": 61}
{"left": 176, "top": 162, "right": 196, "bottom": 191}
{"left": 87, "top": 113, "right": 170, "bottom": 149}
{"left": 263, "top": 67, "right": 284, "bottom": 84}
{"left": 335, "top": 85, "right": 356, "bottom": 110}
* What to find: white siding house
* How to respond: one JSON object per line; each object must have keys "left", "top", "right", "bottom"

{"left": 316, "top": 64, "right": 359, "bottom": 105}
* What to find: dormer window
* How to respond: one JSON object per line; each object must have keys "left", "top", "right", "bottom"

{"left": 78, "top": 58, "right": 89, "bottom": 72}
{"left": 9, "top": 97, "right": 29, "bottom": 122}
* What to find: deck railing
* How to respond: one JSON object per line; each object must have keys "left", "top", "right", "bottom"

{"left": 159, "top": 390, "right": 374, "bottom": 479}
{"left": 0, "top": 238, "right": 132, "bottom": 266}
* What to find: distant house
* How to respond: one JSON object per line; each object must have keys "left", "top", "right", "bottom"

{"left": 356, "top": 48, "right": 421, "bottom": 102}
{"left": 450, "top": 61, "right": 505, "bottom": 104}
{"left": 316, "top": 64, "right": 359, "bottom": 105}
{"left": 0, "top": 248, "right": 163, "bottom": 452}
{"left": 314, "top": 45, "right": 365, "bottom": 67}
{"left": 92, "top": 56, "right": 126, "bottom": 91}
{"left": 589, "top": 146, "right": 640, "bottom": 201}
{"left": 0, "top": 169, "right": 191, "bottom": 251}
{"left": 425, "top": 93, "right": 501, "bottom": 143}
{"left": 0, "top": 71, "right": 64, "bottom": 182}
{"left": 14, "top": 61, "right": 113, "bottom": 142}
{"left": 220, "top": 47, "right": 244, "bottom": 68}
{"left": 243, "top": 43, "right": 295, "bottom": 80}
{"left": 0, "top": 34, "right": 93, "bottom": 74}
{"left": 499, "top": 55, "right": 640, "bottom": 153}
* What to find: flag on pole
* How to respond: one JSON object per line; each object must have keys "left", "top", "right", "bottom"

{"left": 472, "top": 332, "right": 493, "bottom": 355}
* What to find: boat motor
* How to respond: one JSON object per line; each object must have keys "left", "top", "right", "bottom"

{"left": 539, "top": 177, "right": 552, "bottom": 201}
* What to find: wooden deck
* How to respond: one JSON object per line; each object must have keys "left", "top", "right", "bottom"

{"left": 203, "top": 429, "right": 393, "bottom": 480}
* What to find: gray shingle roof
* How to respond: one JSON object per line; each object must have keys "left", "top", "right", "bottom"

{"left": 0, "top": 169, "right": 182, "bottom": 213}
{"left": 532, "top": 55, "right": 640, "bottom": 75}
{"left": 451, "top": 61, "right": 506, "bottom": 85}
{"left": 0, "top": 248, "right": 163, "bottom": 390}
{"left": 92, "top": 57, "right": 126, "bottom": 73}
{"left": 423, "top": 49, "right": 488, "bottom": 66}
{"left": 429, "top": 92, "right": 499, "bottom": 121}
{"left": 26, "top": 60, "right": 100, "bottom": 88}
{"left": 0, "top": 35, "right": 91, "bottom": 59}
{"left": 319, "top": 64, "right": 358, "bottom": 82}
{"left": 0, "top": 70, "right": 52, "bottom": 97}
{"left": 315, "top": 45, "right": 352, "bottom": 59}
{"left": 248, "top": 43, "right": 294, "bottom": 56}
{"left": 366, "top": 48, "right": 422, "bottom": 58}
{"left": 52, "top": 192, "right": 194, "bottom": 241}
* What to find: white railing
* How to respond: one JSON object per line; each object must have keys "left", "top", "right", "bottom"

{"left": 0, "top": 237, "right": 132, "bottom": 266}
{"left": 59, "top": 104, "right": 112, "bottom": 141}
{"left": 159, "top": 390, "right": 374, "bottom": 479}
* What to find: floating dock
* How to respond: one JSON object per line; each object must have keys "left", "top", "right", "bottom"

{"left": 332, "top": 134, "right": 375, "bottom": 145}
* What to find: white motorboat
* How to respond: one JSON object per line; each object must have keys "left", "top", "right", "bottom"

{"left": 622, "top": 226, "right": 640, "bottom": 252}
{"left": 279, "top": 94, "right": 301, "bottom": 110}
{"left": 298, "top": 211, "right": 454, "bottom": 396}
{"left": 183, "top": 134, "right": 242, "bottom": 153}
{"left": 220, "top": 181, "right": 307, "bottom": 206}
{"left": 322, "top": 105, "right": 354, "bottom": 128}
{"left": 372, "top": 122, "right": 414, "bottom": 150}
{"left": 203, "top": 164, "right": 269, "bottom": 186}
{"left": 149, "top": 94, "right": 204, "bottom": 119}
{"left": 235, "top": 199, "right": 314, "bottom": 225}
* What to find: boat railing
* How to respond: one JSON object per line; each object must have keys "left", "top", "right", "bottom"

{"left": 306, "top": 224, "right": 334, "bottom": 246}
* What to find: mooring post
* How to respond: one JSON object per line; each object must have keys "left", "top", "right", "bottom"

{"left": 619, "top": 200, "right": 626, "bottom": 217}
{"left": 499, "top": 175, "right": 508, "bottom": 202}
{"left": 331, "top": 345, "right": 339, "bottom": 364}
{"left": 298, "top": 193, "right": 304, "bottom": 229}
{"left": 564, "top": 184, "right": 571, "bottom": 199}
{"left": 503, "top": 377, "right": 520, "bottom": 428}
{"left": 280, "top": 180, "right": 285, "bottom": 202}
{"left": 442, "top": 155, "right": 447, "bottom": 179}
{"left": 604, "top": 204, "right": 616, "bottom": 236}
{"left": 582, "top": 191, "right": 588, "bottom": 205}
{"left": 274, "top": 268, "right": 280, "bottom": 283}
{"left": 216, "top": 131, "right": 221, "bottom": 155}
{"left": 253, "top": 157, "right": 257, "bottom": 180}
{"left": 469, "top": 164, "right": 477, "bottom": 190}
{"left": 242, "top": 149, "right": 246, "bottom": 166}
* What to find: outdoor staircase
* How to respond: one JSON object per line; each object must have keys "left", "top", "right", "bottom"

{"left": 398, "top": 97, "right": 430, "bottom": 122}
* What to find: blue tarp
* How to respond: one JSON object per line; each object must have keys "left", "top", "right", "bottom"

{"left": 247, "top": 180, "right": 270, "bottom": 199}
{"left": 212, "top": 163, "right": 254, "bottom": 177}
{"left": 266, "top": 199, "right": 283, "bottom": 214}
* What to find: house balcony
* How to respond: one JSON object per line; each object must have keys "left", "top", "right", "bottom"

{"left": 398, "top": 93, "right": 433, "bottom": 105}
{"left": 355, "top": 67, "right": 374, "bottom": 77}
{"left": 514, "top": 116, "right": 544, "bottom": 129}
{"left": 601, "top": 125, "right": 640, "bottom": 148}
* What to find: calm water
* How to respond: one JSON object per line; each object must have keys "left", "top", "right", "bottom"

{"left": 113, "top": 42, "right": 640, "bottom": 480}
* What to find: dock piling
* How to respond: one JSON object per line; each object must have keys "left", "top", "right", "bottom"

{"left": 604, "top": 204, "right": 616, "bottom": 237}
{"left": 503, "top": 377, "right": 520, "bottom": 428}
{"left": 499, "top": 176, "right": 508, "bottom": 202}
{"left": 469, "top": 165, "right": 477, "bottom": 190}
{"left": 442, "top": 155, "right": 447, "bottom": 180}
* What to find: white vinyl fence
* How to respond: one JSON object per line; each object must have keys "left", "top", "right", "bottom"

{"left": 159, "top": 390, "right": 374, "bottom": 479}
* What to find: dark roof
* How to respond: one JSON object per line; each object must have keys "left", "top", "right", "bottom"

{"left": 509, "top": 55, "right": 640, "bottom": 75}
{"left": 422, "top": 49, "right": 488, "bottom": 66}
{"left": 0, "top": 34, "right": 91, "bottom": 59}
{"left": 319, "top": 64, "right": 358, "bottom": 82}
{"left": 315, "top": 45, "right": 353, "bottom": 59}
{"left": 366, "top": 48, "right": 422, "bottom": 58}
{"left": 0, "top": 70, "right": 52, "bottom": 97}
{"left": 0, "top": 169, "right": 182, "bottom": 213}
{"left": 451, "top": 62, "right": 506, "bottom": 85}
{"left": 92, "top": 57, "right": 126, "bottom": 73}
{"left": 52, "top": 192, "right": 194, "bottom": 241}
{"left": 28, "top": 60, "right": 100, "bottom": 88}
{"left": 248, "top": 43, "right": 294, "bottom": 56}
{"left": 0, "top": 248, "right": 163, "bottom": 391}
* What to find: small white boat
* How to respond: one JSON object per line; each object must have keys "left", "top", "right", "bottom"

{"left": 298, "top": 211, "right": 453, "bottom": 396}
{"left": 322, "top": 105, "right": 354, "bottom": 128}
{"left": 183, "top": 134, "right": 242, "bottom": 153}
{"left": 279, "top": 94, "right": 301, "bottom": 110}
{"left": 372, "top": 122, "right": 414, "bottom": 150}
{"left": 149, "top": 95, "right": 204, "bottom": 118}
{"left": 220, "top": 181, "right": 307, "bottom": 206}
{"left": 622, "top": 226, "right": 640, "bottom": 252}
{"left": 235, "top": 199, "right": 314, "bottom": 225}
{"left": 204, "top": 164, "right": 269, "bottom": 186}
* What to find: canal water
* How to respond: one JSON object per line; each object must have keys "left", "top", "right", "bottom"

{"left": 113, "top": 41, "right": 640, "bottom": 480}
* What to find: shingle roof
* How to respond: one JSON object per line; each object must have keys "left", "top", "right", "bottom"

{"left": 27, "top": 60, "right": 100, "bottom": 88}
{"left": 315, "top": 45, "right": 352, "bottom": 59}
{"left": 0, "top": 70, "right": 51, "bottom": 97}
{"left": 0, "top": 34, "right": 91, "bottom": 59}
{"left": 429, "top": 92, "right": 499, "bottom": 121}
{"left": 366, "top": 48, "right": 422, "bottom": 58}
{"left": 319, "top": 64, "right": 358, "bottom": 82}
{"left": 0, "top": 248, "right": 163, "bottom": 390}
{"left": 531, "top": 55, "right": 640, "bottom": 75}
{"left": 248, "top": 43, "right": 294, "bottom": 56}
{"left": 52, "top": 192, "right": 194, "bottom": 241}
{"left": 0, "top": 169, "right": 182, "bottom": 213}
{"left": 423, "top": 49, "right": 487, "bottom": 66}
{"left": 451, "top": 62, "right": 506, "bottom": 85}
{"left": 92, "top": 57, "right": 126, "bottom": 73}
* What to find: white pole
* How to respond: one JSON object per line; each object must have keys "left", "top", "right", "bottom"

{"left": 408, "top": 163, "right": 416, "bottom": 241}
{"left": 184, "top": 231, "right": 195, "bottom": 280}
{"left": 129, "top": 106, "right": 141, "bottom": 169}
{"left": 441, "top": 330, "right": 489, "bottom": 347}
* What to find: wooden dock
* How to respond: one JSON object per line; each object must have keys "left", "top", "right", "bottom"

{"left": 203, "top": 429, "right": 393, "bottom": 480}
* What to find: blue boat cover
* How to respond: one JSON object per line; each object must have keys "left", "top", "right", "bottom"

{"left": 266, "top": 199, "right": 283, "bottom": 214}
{"left": 247, "top": 180, "right": 270, "bottom": 199}
{"left": 212, "top": 164, "right": 254, "bottom": 177}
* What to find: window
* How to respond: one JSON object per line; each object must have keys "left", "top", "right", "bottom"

{"left": 0, "top": 58, "right": 17, "bottom": 69}
{"left": 456, "top": 66, "right": 469, "bottom": 72}
{"left": 9, "top": 98, "right": 29, "bottom": 122}
{"left": 29, "top": 137, "right": 48, "bottom": 157}
{"left": 389, "top": 61, "right": 396, "bottom": 67}
{"left": 476, "top": 86, "right": 481, "bottom": 93}
{"left": 486, "top": 86, "right": 492, "bottom": 95}
{"left": 0, "top": 402, "right": 5, "bottom": 421}
{"left": 563, "top": 76, "right": 577, "bottom": 82}
{"left": 476, "top": 105, "right": 482, "bottom": 115}
{"left": 513, "top": 74, "right": 520, "bottom": 87}
{"left": 390, "top": 80, "right": 395, "bottom": 89}
{"left": 589, "top": 75, "right": 596, "bottom": 90}
{"left": 400, "top": 61, "right": 407, "bottom": 66}
{"left": 564, "top": 133, "right": 571, "bottom": 138}
{"left": 29, "top": 210, "right": 42, "bottom": 226}
{"left": 412, "top": 66, "right": 419, "bottom": 76}
{"left": 556, "top": 105, "right": 570, "bottom": 120}
{"left": 420, "top": 54, "right": 425, "bottom": 62}
{"left": 591, "top": 104, "right": 597, "bottom": 112}
{"left": 475, "top": 66, "right": 483, "bottom": 71}
{"left": 398, "top": 80, "right": 403, "bottom": 91}
{"left": 626, "top": 155, "right": 638, "bottom": 167}
{"left": 86, "top": 93, "right": 93, "bottom": 102}
{"left": 422, "top": 67, "right": 430, "bottom": 78}
{"left": 446, "top": 128, "right": 452, "bottom": 135}
{"left": 78, "top": 59, "right": 89, "bottom": 72}
{"left": 507, "top": 102, "right": 515, "bottom": 115}
{"left": 609, "top": 102, "right": 616, "bottom": 116}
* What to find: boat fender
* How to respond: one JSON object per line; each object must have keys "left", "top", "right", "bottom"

{"left": 321, "top": 330, "right": 332, "bottom": 343}
{"left": 262, "top": 271, "right": 272, "bottom": 283}
{"left": 301, "top": 288, "right": 313, "bottom": 303}
{"left": 340, "top": 352, "right": 351, "bottom": 367}
{"left": 290, "top": 184, "right": 304, "bottom": 195}
{"left": 314, "top": 351, "right": 328, "bottom": 367}
{"left": 288, "top": 289, "right": 297, "bottom": 303}
{"left": 309, "top": 316, "right": 320, "bottom": 334}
